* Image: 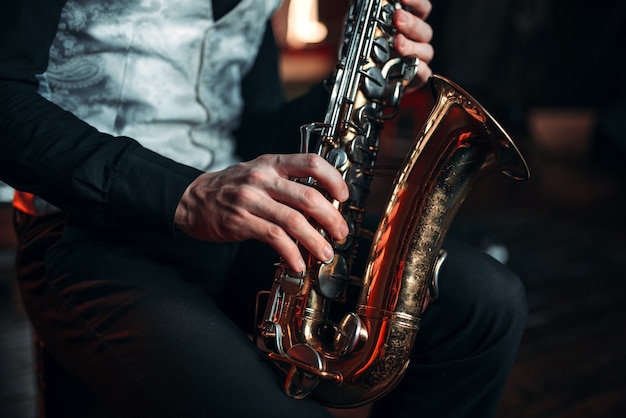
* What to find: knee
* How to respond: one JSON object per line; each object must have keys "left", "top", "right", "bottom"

{"left": 379, "top": 244, "right": 527, "bottom": 418}
{"left": 474, "top": 259, "right": 528, "bottom": 349}
{"left": 440, "top": 239, "right": 528, "bottom": 325}
{"left": 418, "top": 239, "right": 528, "bottom": 360}
{"left": 442, "top": 238, "right": 528, "bottom": 350}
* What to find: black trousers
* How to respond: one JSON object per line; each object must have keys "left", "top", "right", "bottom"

{"left": 14, "top": 209, "right": 528, "bottom": 418}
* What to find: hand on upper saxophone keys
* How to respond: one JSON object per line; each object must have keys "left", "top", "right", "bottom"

{"left": 393, "top": 0, "right": 434, "bottom": 89}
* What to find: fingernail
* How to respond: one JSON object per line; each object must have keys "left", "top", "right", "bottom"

{"left": 394, "top": 34, "right": 405, "bottom": 50}
{"left": 323, "top": 245, "right": 334, "bottom": 263}
{"left": 396, "top": 8, "right": 408, "bottom": 24}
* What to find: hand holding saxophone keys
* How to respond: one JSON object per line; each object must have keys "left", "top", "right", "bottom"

{"left": 393, "top": 0, "right": 434, "bottom": 89}
{"left": 174, "top": 154, "right": 349, "bottom": 274}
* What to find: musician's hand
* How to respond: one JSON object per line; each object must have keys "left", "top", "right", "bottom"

{"left": 394, "top": 0, "right": 434, "bottom": 89}
{"left": 174, "top": 154, "right": 350, "bottom": 273}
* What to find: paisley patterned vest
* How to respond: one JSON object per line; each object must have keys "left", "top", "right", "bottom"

{"left": 14, "top": 0, "right": 281, "bottom": 215}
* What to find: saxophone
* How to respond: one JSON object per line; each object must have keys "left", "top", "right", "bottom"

{"left": 257, "top": 0, "right": 530, "bottom": 408}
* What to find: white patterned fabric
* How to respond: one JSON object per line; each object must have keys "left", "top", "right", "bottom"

{"left": 42, "top": 0, "right": 281, "bottom": 172}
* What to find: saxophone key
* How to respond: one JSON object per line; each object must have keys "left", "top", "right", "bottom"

{"left": 317, "top": 253, "right": 349, "bottom": 299}
{"left": 362, "top": 66, "right": 386, "bottom": 100}
{"left": 334, "top": 312, "right": 367, "bottom": 356}
{"left": 279, "top": 268, "right": 306, "bottom": 295}
{"left": 327, "top": 147, "right": 349, "bottom": 170}
{"left": 372, "top": 36, "right": 391, "bottom": 64}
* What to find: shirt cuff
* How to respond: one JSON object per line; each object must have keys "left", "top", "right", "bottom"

{"left": 107, "top": 140, "right": 203, "bottom": 235}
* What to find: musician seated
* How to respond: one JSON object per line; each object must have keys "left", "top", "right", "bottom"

{"left": 1, "top": 1, "right": 527, "bottom": 417}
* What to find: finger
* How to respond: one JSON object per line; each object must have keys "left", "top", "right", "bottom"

{"left": 394, "top": 8, "right": 433, "bottom": 44}
{"left": 393, "top": 32, "right": 433, "bottom": 89}
{"left": 394, "top": 33, "right": 434, "bottom": 64}
{"left": 270, "top": 177, "right": 349, "bottom": 242}
{"left": 415, "top": 59, "right": 433, "bottom": 87}
{"left": 404, "top": 58, "right": 432, "bottom": 92}
{"left": 273, "top": 154, "right": 349, "bottom": 203}
{"left": 247, "top": 191, "right": 335, "bottom": 268}
{"left": 400, "top": 0, "right": 432, "bottom": 20}
{"left": 245, "top": 213, "right": 309, "bottom": 273}
{"left": 212, "top": 184, "right": 316, "bottom": 272}
{"left": 246, "top": 154, "right": 348, "bottom": 240}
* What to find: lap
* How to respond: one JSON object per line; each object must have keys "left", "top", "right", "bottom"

{"left": 16, "top": 214, "right": 333, "bottom": 418}
{"left": 14, "top": 211, "right": 526, "bottom": 418}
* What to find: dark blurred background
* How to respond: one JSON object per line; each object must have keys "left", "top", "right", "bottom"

{"left": 2, "top": 1, "right": 625, "bottom": 417}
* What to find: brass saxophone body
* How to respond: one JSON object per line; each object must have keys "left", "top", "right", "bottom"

{"left": 257, "top": 0, "right": 530, "bottom": 407}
